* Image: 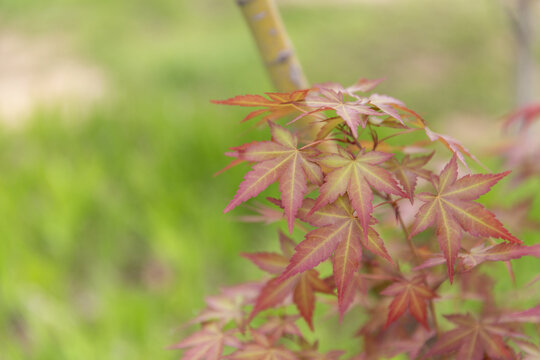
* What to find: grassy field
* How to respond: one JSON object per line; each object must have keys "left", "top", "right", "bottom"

{"left": 0, "top": 0, "right": 539, "bottom": 359}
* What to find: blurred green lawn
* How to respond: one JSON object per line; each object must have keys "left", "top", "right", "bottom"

{"left": 0, "top": 0, "right": 538, "bottom": 359}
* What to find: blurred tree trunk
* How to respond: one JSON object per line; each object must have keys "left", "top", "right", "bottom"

{"left": 236, "top": 0, "right": 309, "bottom": 92}
{"left": 506, "top": 0, "right": 538, "bottom": 107}
{"left": 236, "top": 0, "right": 333, "bottom": 146}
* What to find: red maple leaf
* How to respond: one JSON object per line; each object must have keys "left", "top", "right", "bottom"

{"left": 409, "top": 155, "right": 520, "bottom": 282}
{"left": 423, "top": 127, "right": 484, "bottom": 170}
{"left": 314, "top": 78, "right": 384, "bottom": 96}
{"left": 425, "top": 313, "right": 521, "bottom": 360}
{"left": 304, "top": 88, "right": 381, "bottom": 137}
{"left": 503, "top": 102, "right": 540, "bottom": 130}
{"left": 224, "top": 123, "right": 323, "bottom": 232}
{"left": 380, "top": 276, "right": 437, "bottom": 329}
{"left": 243, "top": 231, "right": 333, "bottom": 329}
{"left": 386, "top": 152, "right": 433, "bottom": 201}
{"left": 256, "top": 315, "right": 302, "bottom": 342}
{"left": 171, "top": 323, "right": 241, "bottom": 360}
{"left": 298, "top": 348, "right": 345, "bottom": 360}
{"left": 211, "top": 89, "right": 310, "bottom": 123}
{"left": 513, "top": 339, "right": 540, "bottom": 360}
{"left": 460, "top": 243, "right": 540, "bottom": 271}
{"left": 498, "top": 304, "right": 540, "bottom": 323}
{"left": 368, "top": 93, "right": 406, "bottom": 125}
{"left": 191, "top": 282, "right": 263, "bottom": 327}
{"left": 226, "top": 330, "right": 297, "bottom": 360}
{"left": 414, "top": 243, "right": 540, "bottom": 273}
{"left": 310, "top": 148, "right": 407, "bottom": 240}
{"left": 279, "top": 197, "right": 393, "bottom": 318}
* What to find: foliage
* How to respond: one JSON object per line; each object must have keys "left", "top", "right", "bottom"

{"left": 177, "top": 80, "right": 540, "bottom": 359}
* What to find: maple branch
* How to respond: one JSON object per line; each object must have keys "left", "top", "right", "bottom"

{"left": 236, "top": 0, "right": 308, "bottom": 92}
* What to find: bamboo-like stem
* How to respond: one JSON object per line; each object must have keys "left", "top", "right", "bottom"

{"left": 236, "top": 0, "right": 308, "bottom": 92}
{"left": 236, "top": 0, "right": 334, "bottom": 147}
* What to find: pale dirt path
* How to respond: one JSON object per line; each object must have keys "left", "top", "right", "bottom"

{"left": 0, "top": 31, "right": 108, "bottom": 127}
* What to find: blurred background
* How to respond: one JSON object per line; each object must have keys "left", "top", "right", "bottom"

{"left": 0, "top": 0, "right": 539, "bottom": 359}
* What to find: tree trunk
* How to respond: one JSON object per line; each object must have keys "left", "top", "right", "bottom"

{"left": 236, "top": 0, "right": 309, "bottom": 92}
{"left": 507, "top": 0, "right": 538, "bottom": 107}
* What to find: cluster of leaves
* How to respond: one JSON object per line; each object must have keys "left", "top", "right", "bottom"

{"left": 176, "top": 79, "right": 540, "bottom": 359}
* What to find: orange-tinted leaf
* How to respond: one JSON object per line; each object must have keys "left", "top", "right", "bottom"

{"left": 212, "top": 89, "right": 310, "bottom": 123}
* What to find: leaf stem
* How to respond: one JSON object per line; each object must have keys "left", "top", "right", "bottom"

{"left": 387, "top": 194, "right": 441, "bottom": 336}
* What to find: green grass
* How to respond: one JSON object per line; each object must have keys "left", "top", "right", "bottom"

{"left": 0, "top": 0, "right": 538, "bottom": 359}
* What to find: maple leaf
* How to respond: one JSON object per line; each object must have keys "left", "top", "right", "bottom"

{"left": 298, "top": 349, "right": 345, "bottom": 360}
{"left": 314, "top": 78, "right": 384, "bottom": 96}
{"left": 224, "top": 123, "right": 323, "bottom": 232}
{"left": 243, "top": 231, "right": 333, "bottom": 329}
{"left": 368, "top": 93, "right": 406, "bottom": 125}
{"left": 513, "top": 340, "right": 540, "bottom": 360}
{"left": 304, "top": 88, "right": 381, "bottom": 138}
{"left": 423, "top": 127, "right": 485, "bottom": 170}
{"left": 425, "top": 313, "right": 521, "bottom": 360}
{"left": 386, "top": 152, "right": 433, "bottom": 201}
{"left": 279, "top": 197, "right": 393, "bottom": 318}
{"left": 388, "top": 327, "right": 435, "bottom": 360}
{"left": 460, "top": 243, "right": 540, "bottom": 271}
{"left": 171, "top": 323, "right": 242, "bottom": 360}
{"left": 498, "top": 304, "right": 540, "bottom": 324}
{"left": 409, "top": 155, "right": 520, "bottom": 282}
{"left": 414, "top": 243, "right": 540, "bottom": 273}
{"left": 212, "top": 89, "right": 310, "bottom": 123}
{"left": 256, "top": 315, "right": 302, "bottom": 342}
{"left": 237, "top": 202, "right": 284, "bottom": 225}
{"left": 310, "top": 148, "right": 407, "bottom": 239}
{"left": 503, "top": 102, "right": 540, "bottom": 130}
{"left": 226, "top": 330, "right": 297, "bottom": 360}
{"left": 380, "top": 276, "right": 436, "bottom": 329}
{"left": 191, "top": 282, "right": 263, "bottom": 326}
